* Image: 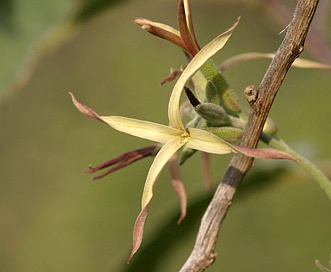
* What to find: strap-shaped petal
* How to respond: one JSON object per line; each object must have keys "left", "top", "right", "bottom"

{"left": 100, "top": 116, "right": 181, "bottom": 144}
{"left": 188, "top": 128, "right": 296, "bottom": 160}
{"left": 168, "top": 17, "right": 240, "bottom": 130}
{"left": 187, "top": 127, "right": 234, "bottom": 154}
{"left": 141, "top": 136, "right": 185, "bottom": 208}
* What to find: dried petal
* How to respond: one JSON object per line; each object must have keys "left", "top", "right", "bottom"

{"left": 229, "top": 143, "right": 297, "bottom": 161}
{"left": 183, "top": 0, "right": 200, "bottom": 52}
{"left": 168, "top": 155, "right": 187, "bottom": 224}
{"left": 134, "top": 18, "right": 186, "bottom": 52}
{"left": 177, "top": 0, "right": 199, "bottom": 56}
{"left": 126, "top": 205, "right": 149, "bottom": 263}
{"left": 69, "top": 92, "right": 106, "bottom": 123}
{"left": 86, "top": 145, "right": 157, "bottom": 180}
{"left": 161, "top": 68, "right": 183, "bottom": 86}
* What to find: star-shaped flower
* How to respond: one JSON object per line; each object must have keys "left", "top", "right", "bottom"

{"left": 70, "top": 18, "right": 294, "bottom": 262}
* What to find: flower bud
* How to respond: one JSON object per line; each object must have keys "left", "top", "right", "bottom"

{"left": 204, "top": 127, "right": 243, "bottom": 143}
{"left": 195, "top": 102, "right": 231, "bottom": 126}
{"left": 263, "top": 117, "right": 278, "bottom": 135}
{"left": 178, "top": 145, "right": 197, "bottom": 165}
{"left": 205, "top": 80, "right": 220, "bottom": 104}
{"left": 201, "top": 60, "right": 242, "bottom": 116}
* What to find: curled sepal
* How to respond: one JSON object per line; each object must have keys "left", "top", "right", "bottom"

{"left": 161, "top": 68, "right": 183, "bottom": 86}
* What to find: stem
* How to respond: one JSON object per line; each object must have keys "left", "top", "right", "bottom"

{"left": 180, "top": 0, "right": 320, "bottom": 271}
{"left": 261, "top": 133, "right": 331, "bottom": 200}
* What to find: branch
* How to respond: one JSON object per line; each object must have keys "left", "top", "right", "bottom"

{"left": 179, "top": 0, "right": 320, "bottom": 271}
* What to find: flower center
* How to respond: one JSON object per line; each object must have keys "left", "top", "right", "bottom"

{"left": 180, "top": 130, "right": 190, "bottom": 144}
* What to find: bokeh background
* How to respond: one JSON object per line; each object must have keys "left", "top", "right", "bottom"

{"left": 1, "top": 0, "right": 331, "bottom": 271}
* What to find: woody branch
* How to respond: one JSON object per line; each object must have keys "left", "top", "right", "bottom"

{"left": 180, "top": 0, "right": 320, "bottom": 271}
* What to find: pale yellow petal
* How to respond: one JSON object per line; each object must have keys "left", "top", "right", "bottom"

{"left": 168, "top": 17, "right": 240, "bottom": 129}
{"left": 100, "top": 116, "right": 181, "bottom": 143}
{"left": 186, "top": 127, "right": 234, "bottom": 154}
{"left": 141, "top": 136, "right": 185, "bottom": 208}
{"left": 188, "top": 128, "right": 295, "bottom": 161}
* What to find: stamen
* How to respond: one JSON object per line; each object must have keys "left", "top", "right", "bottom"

{"left": 180, "top": 130, "right": 190, "bottom": 144}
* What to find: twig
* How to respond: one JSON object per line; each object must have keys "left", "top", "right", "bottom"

{"left": 265, "top": 0, "right": 331, "bottom": 63}
{"left": 179, "top": 0, "right": 320, "bottom": 271}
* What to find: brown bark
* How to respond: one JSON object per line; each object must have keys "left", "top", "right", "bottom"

{"left": 179, "top": 0, "right": 320, "bottom": 271}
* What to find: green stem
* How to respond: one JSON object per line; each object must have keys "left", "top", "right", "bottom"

{"left": 261, "top": 133, "right": 331, "bottom": 200}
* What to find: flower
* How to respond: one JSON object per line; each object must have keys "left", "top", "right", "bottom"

{"left": 70, "top": 19, "right": 294, "bottom": 261}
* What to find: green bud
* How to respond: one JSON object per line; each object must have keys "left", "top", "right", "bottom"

{"left": 204, "top": 126, "right": 243, "bottom": 143}
{"left": 185, "top": 115, "right": 203, "bottom": 129}
{"left": 195, "top": 102, "right": 231, "bottom": 126}
{"left": 205, "top": 80, "right": 220, "bottom": 104}
{"left": 263, "top": 117, "right": 278, "bottom": 135}
{"left": 178, "top": 145, "right": 197, "bottom": 165}
{"left": 200, "top": 59, "right": 242, "bottom": 116}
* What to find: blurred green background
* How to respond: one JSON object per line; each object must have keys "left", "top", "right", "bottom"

{"left": 1, "top": 0, "right": 331, "bottom": 271}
